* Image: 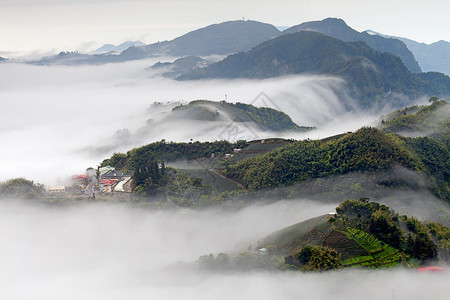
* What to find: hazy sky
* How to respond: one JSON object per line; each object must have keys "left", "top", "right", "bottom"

{"left": 1, "top": 0, "right": 450, "bottom": 55}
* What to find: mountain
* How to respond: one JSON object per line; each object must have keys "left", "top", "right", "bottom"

{"left": 178, "top": 31, "right": 450, "bottom": 108}
{"left": 0, "top": 56, "right": 6, "bottom": 62}
{"left": 150, "top": 56, "right": 210, "bottom": 78}
{"left": 32, "top": 20, "right": 280, "bottom": 65}
{"left": 398, "top": 39, "right": 450, "bottom": 76}
{"left": 366, "top": 31, "right": 450, "bottom": 76}
{"left": 119, "top": 20, "right": 281, "bottom": 59}
{"left": 283, "top": 18, "right": 421, "bottom": 73}
{"left": 91, "top": 41, "right": 145, "bottom": 54}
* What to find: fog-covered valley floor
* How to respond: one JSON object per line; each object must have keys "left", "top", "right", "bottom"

{"left": 1, "top": 199, "right": 449, "bottom": 300}
{"left": 0, "top": 59, "right": 424, "bottom": 185}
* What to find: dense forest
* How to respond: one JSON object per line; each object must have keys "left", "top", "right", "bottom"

{"left": 223, "top": 127, "right": 449, "bottom": 201}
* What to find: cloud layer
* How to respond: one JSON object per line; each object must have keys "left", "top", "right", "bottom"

{"left": 1, "top": 199, "right": 448, "bottom": 300}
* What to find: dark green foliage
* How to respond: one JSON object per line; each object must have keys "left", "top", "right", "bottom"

{"left": 100, "top": 152, "right": 127, "bottom": 168}
{"left": 294, "top": 246, "right": 341, "bottom": 271}
{"left": 224, "top": 127, "right": 424, "bottom": 191}
{"left": 0, "top": 178, "right": 45, "bottom": 199}
{"left": 399, "top": 136, "right": 449, "bottom": 200}
{"left": 103, "top": 140, "right": 248, "bottom": 172}
{"left": 297, "top": 246, "right": 313, "bottom": 264}
{"left": 406, "top": 232, "right": 437, "bottom": 260}
{"left": 335, "top": 199, "right": 439, "bottom": 261}
{"left": 426, "top": 222, "right": 450, "bottom": 261}
{"left": 380, "top": 100, "right": 450, "bottom": 200}
{"left": 132, "top": 159, "right": 166, "bottom": 196}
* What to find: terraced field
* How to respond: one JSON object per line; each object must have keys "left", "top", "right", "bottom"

{"left": 340, "top": 228, "right": 404, "bottom": 268}
{"left": 255, "top": 216, "right": 405, "bottom": 269}
{"left": 261, "top": 215, "right": 332, "bottom": 254}
{"left": 324, "top": 231, "right": 367, "bottom": 260}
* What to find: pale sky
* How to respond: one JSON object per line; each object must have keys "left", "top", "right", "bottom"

{"left": 0, "top": 0, "right": 450, "bottom": 56}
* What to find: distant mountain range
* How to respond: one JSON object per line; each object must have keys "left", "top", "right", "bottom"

{"left": 150, "top": 56, "right": 210, "bottom": 78}
{"left": 121, "top": 20, "right": 280, "bottom": 59}
{"left": 178, "top": 31, "right": 450, "bottom": 109}
{"left": 91, "top": 41, "right": 145, "bottom": 54}
{"left": 283, "top": 18, "right": 421, "bottom": 73}
{"left": 33, "top": 20, "right": 281, "bottom": 65}
{"left": 32, "top": 18, "right": 437, "bottom": 75}
{"left": 365, "top": 30, "right": 450, "bottom": 76}
{"left": 0, "top": 56, "right": 6, "bottom": 62}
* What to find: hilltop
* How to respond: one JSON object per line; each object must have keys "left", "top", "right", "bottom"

{"left": 381, "top": 98, "right": 450, "bottom": 146}
{"left": 199, "top": 199, "right": 450, "bottom": 271}
{"left": 283, "top": 18, "right": 421, "bottom": 73}
{"left": 170, "top": 100, "right": 311, "bottom": 132}
{"left": 178, "top": 31, "right": 450, "bottom": 109}
{"left": 91, "top": 40, "right": 145, "bottom": 54}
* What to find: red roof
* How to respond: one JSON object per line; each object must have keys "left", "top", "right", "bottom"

{"left": 100, "top": 179, "right": 117, "bottom": 186}
{"left": 72, "top": 175, "right": 88, "bottom": 180}
{"left": 418, "top": 266, "right": 444, "bottom": 272}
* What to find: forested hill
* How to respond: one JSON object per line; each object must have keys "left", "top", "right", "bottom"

{"left": 283, "top": 17, "right": 421, "bottom": 73}
{"left": 199, "top": 199, "right": 450, "bottom": 271}
{"left": 381, "top": 99, "right": 450, "bottom": 146}
{"left": 223, "top": 127, "right": 450, "bottom": 201}
{"left": 170, "top": 100, "right": 311, "bottom": 132}
{"left": 178, "top": 31, "right": 450, "bottom": 109}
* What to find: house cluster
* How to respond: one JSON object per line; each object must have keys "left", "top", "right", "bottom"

{"left": 97, "top": 165, "right": 133, "bottom": 194}
{"left": 47, "top": 166, "right": 133, "bottom": 196}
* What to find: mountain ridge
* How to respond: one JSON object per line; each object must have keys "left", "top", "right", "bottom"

{"left": 283, "top": 18, "right": 421, "bottom": 73}
{"left": 178, "top": 31, "right": 450, "bottom": 109}
{"left": 366, "top": 30, "right": 450, "bottom": 76}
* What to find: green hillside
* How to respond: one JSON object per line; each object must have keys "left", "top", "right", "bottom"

{"left": 223, "top": 127, "right": 449, "bottom": 201}
{"left": 381, "top": 99, "right": 450, "bottom": 145}
{"left": 171, "top": 100, "right": 311, "bottom": 132}
{"left": 199, "top": 199, "right": 449, "bottom": 271}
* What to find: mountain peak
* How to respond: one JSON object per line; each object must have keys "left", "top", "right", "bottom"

{"left": 283, "top": 18, "right": 421, "bottom": 73}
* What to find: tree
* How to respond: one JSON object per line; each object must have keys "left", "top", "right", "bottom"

{"left": 296, "top": 246, "right": 341, "bottom": 271}
{"left": 429, "top": 96, "right": 439, "bottom": 103}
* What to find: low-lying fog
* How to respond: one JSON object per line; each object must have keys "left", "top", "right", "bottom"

{"left": 1, "top": 199, "right": 448, "bottom": 300}
{"left": 0, "top": 59, "right": 421, "bottom": 185}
